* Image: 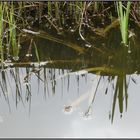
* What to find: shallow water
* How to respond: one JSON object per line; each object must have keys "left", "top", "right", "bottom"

{"left": 0, "top": 27, "right": 140, "bottom": 138}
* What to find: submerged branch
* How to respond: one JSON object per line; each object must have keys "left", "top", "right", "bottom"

{"left": 22, "top": 29, "right": 107, "bottom": 55}
{"left": 22, "top": 29, "right": 86, "bottom": 54}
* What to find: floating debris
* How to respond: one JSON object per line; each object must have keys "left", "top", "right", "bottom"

{"left": 40, "top": 62, "right": 48, "bottom": 66}
{"left": 63, "top": 91, "right": 91, "bottom": 115}
{"left": 30, "top": 62, "right": 40, "bottom": 67}
{"left": 63, "top": 105, "right": 73, "bottom": 114}
{"left": 30, "top": 62, "right": 48, "bottom": 67}
{"left": 22, "top": 29, "right": 40, "bottom": 35}
{"left": 75, "top": 70, "right": 88, "bottom": 76}
{"left": 85, "top": 43, "right": 92, "bottom": 48}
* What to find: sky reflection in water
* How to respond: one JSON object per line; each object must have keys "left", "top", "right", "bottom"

{"left": 0, "top": 68, "right": 139, "bottom": 138}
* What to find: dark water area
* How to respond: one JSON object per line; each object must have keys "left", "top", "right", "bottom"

{"left": 0, "top": 21, "right": 140, "bottom": 138}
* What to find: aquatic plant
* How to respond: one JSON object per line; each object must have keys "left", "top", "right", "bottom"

{"left": 8, "top": 2, "right": 19, "bottom": 59}
{"left": 117, "top": 1, "right": 131, "bottom": 46}
{"left": 0, "top": 2, "right": 21, "bottom": 62}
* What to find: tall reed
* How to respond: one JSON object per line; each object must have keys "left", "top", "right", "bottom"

{"left": 117, "top": 1, "right": 131, "bottom": 46}
{"left": 9, "top": 2, "right": 19, "bottom": 59}
{"left": 0, "top": 2, "right": 19, "bottom": 62}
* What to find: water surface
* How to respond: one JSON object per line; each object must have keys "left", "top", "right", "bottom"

{"left": 0, "top": 27, "right": 140, "bottom": 138}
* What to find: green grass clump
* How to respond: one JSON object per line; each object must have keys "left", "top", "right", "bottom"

{"left": 117, "top": 1, "right": 131, "bottom": 46}
{"left": 8, "top": 2, "right": 19, "bottom": 59}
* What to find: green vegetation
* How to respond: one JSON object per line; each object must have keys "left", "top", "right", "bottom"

{"left": 117, "top": 1, "right": 131, "bottom": 46}
{"left": 0, "top": 1, "right": 139, "bottom": 61}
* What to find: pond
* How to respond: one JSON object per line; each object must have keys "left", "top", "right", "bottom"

{"left": 0, "top": 1, "right": 140, "bottom": 138}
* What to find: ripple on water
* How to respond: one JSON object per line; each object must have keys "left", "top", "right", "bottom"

{"left": 79, "top": 108, "right": 93, "bottom": 120}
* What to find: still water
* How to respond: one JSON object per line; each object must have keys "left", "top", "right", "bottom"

{"left": 0, "top": 27, "right": 140, "bottom": 138}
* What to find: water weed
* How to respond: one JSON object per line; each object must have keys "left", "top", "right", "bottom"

{"left": 117, "top": 1, "right": 131, "bottom": 46}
